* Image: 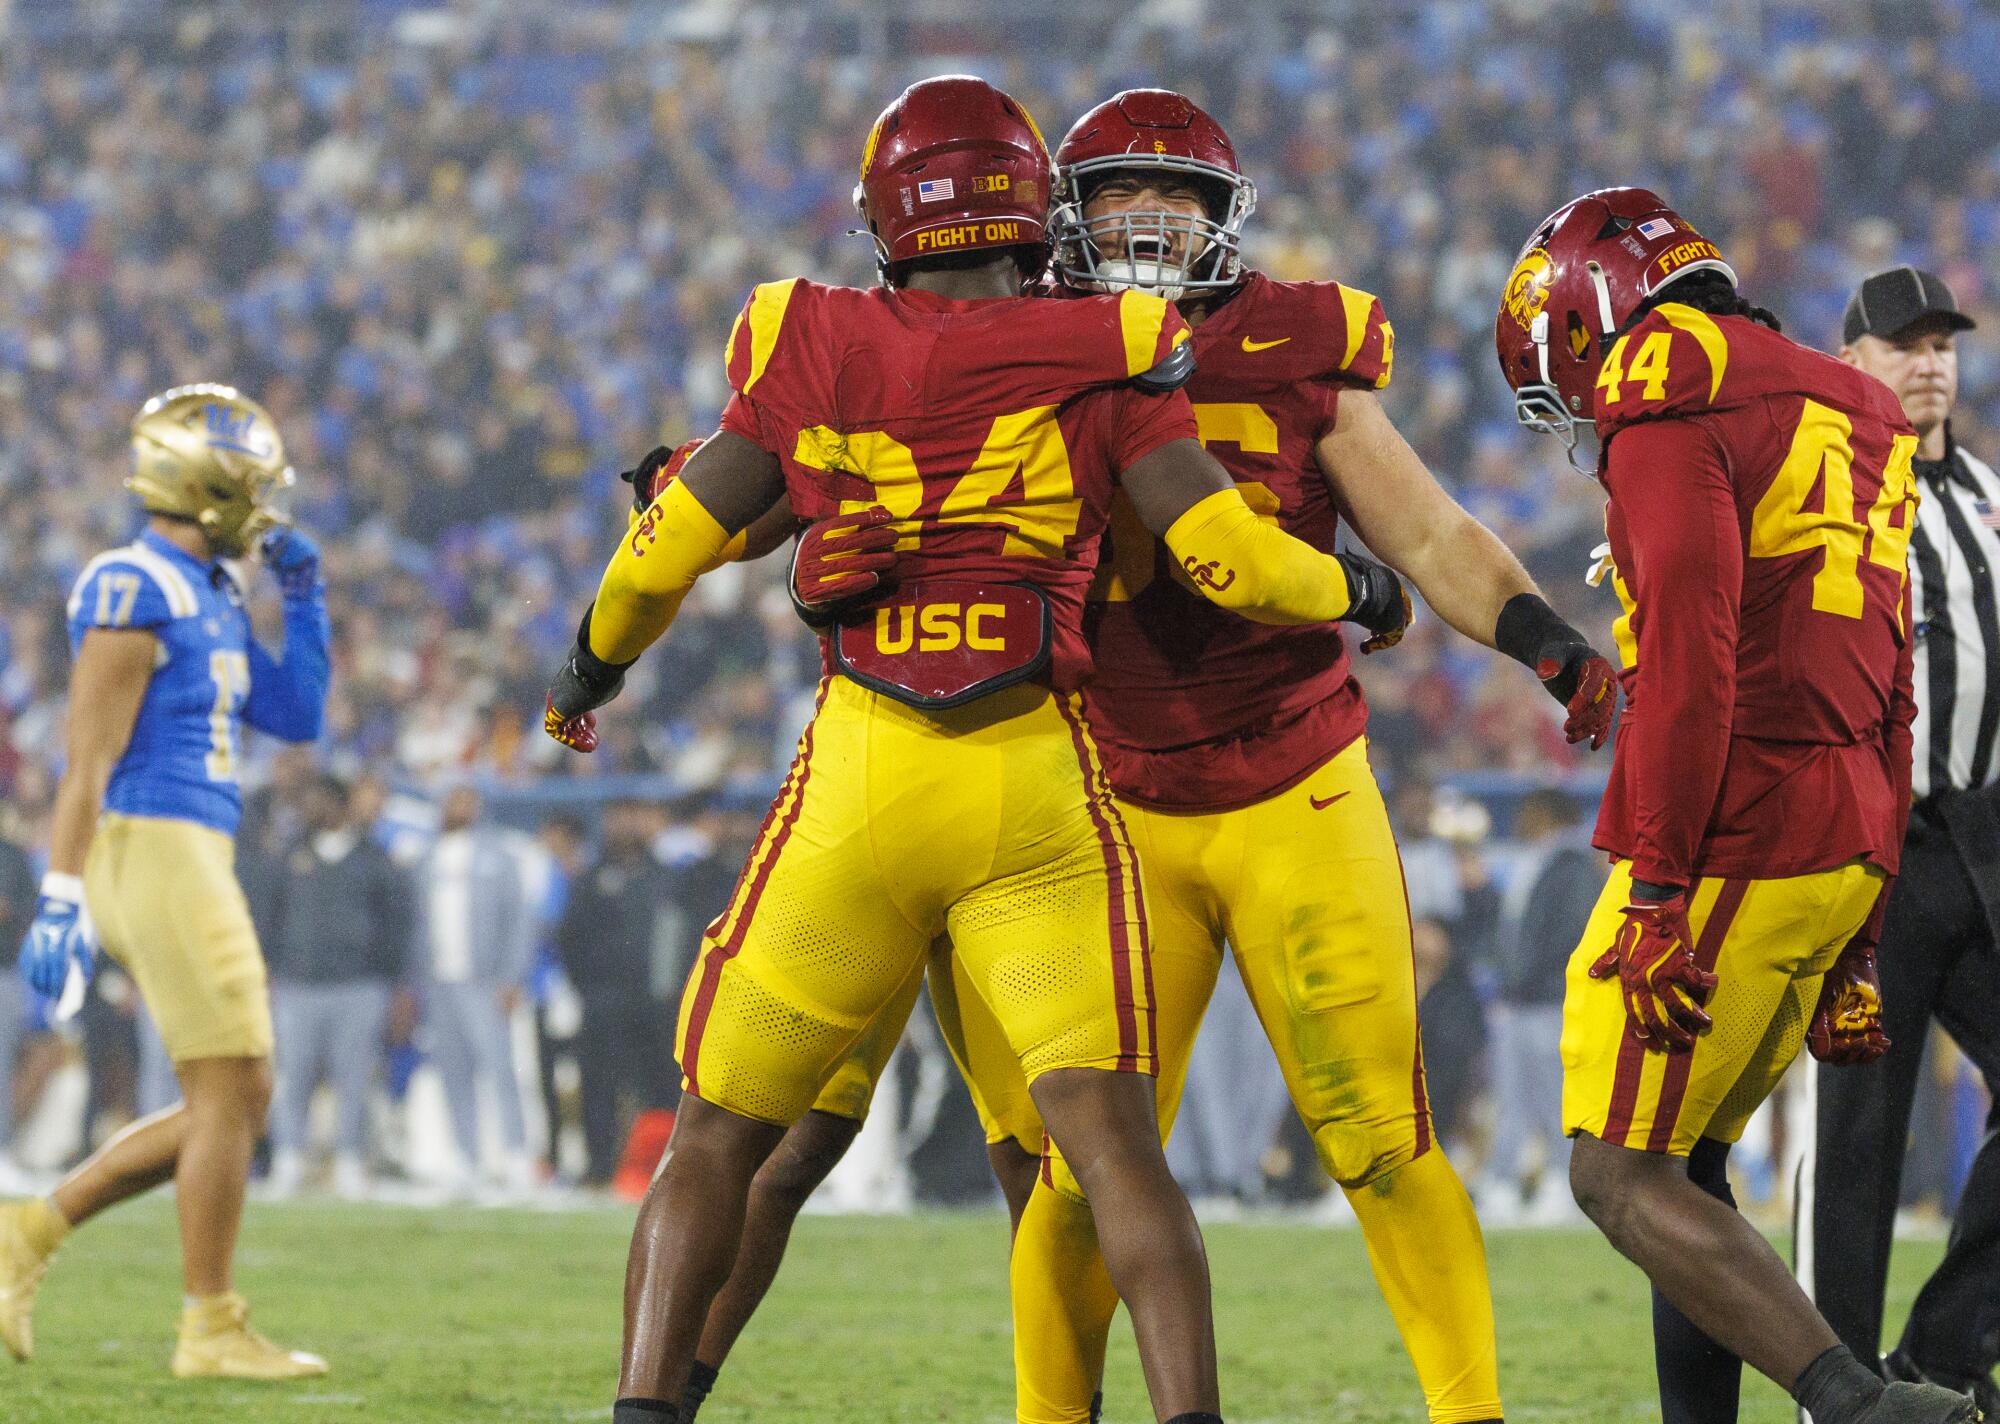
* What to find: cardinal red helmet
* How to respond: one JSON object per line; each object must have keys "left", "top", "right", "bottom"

{"left": 853, "top": 75, "right": 1054, "bottom": 285}
{"left": 1052, "top": 89, "right": 1256, "bottom": 299}
{"left": 1496, "top": 187, "right": 1735, "bottom": 457}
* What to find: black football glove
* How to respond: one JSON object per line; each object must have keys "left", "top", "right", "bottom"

{"left": 543, "top": 606, "right": 633, "bottom": 754}
{"left": 619, "top": 440, "right": 705, "bottom": 518}
{"left": 1336, "top": 552, "right": 1412, "bottom": 653}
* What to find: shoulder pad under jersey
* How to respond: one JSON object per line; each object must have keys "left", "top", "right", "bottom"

{"left": 1239, "top": 277, "right": 1394, "bottom": 389}
{"left": 1592, "top": 302, "right": 1733, "bottom": 436}
{"left": 1133, "top": 340, "right": 1197, "bottom": 392}
{"left": 67, "top": 545, "right": 198, "bottom": 632}
{"left": 1114, "top": 289, "right": 1195, "bottom": 391}
{"left": 723, "top": 277, "right": 807, "bottom": 398}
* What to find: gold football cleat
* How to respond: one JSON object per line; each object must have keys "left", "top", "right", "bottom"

{"left": 171, "top": 1293, "right": 327, "bottom": 1380}
{"left": 0, "top": 1202, "right": 52, "bottom": 1362}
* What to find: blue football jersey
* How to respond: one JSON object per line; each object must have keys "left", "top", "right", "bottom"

{"left": 66, "top": 530, "right": 254, "bottom": 836}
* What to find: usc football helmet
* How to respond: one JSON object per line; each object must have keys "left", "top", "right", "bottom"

{"left": 853, "top": 75, "right": 1055, "bottom": 285}
{"left": 1496, "top": 187, "right": 1735, "bottom": 459}
{"left": 128, "top": 384, "right": 294, "bottom": 557}
{"left": 1052, "top": 89, "right": 1256, "bottom": 300}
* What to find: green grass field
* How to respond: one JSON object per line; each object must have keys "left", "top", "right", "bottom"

{"left": 1, "top": 1199, "right": 1945, "bottom": 1423}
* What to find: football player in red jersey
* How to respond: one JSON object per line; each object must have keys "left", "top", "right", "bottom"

{"left": 998, "top": 89, "right": 1625, "bottom": 1424}
{"left": 1497, "top": 188, "right": 1972, "bottom": 1424}
{"left": 543, "top": 76, "right": 1415, "bottom": 1424}
{"left": 673, "top": 90, "right": 1620, "bottom": 1424}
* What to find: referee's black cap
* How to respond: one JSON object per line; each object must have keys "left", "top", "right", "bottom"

{"left": 1843, "top": 264, "right": 1977, "bottom": 344}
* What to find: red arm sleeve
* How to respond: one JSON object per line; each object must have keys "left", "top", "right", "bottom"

{"left": 1605, "top": 417, "right": 1742, "bottom": 887}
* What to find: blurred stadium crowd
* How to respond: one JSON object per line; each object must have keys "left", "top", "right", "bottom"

{"left": 0, "top": 0, "right": 1994, "bottom": 1205}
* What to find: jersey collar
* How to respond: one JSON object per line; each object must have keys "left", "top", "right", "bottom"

{"left": 139, "top": 527, "right": 232, "bottom": 591}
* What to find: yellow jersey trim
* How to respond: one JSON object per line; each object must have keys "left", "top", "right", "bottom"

{"left": 1653, "top": 302, "right": 1730, "bottom": 403}
{"left": 1118, "top": 290, "right": 1175, "bottom": 378}
{"left": 739, "top": 278, "right": 801, "bottom": 395}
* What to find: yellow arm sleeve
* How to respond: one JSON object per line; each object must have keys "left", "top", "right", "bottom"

{"left": 587, "top": 478, "right": 737, "bottom": 663}
{"left": 626, "top": 480, "right": 749, "bottom": 566}
{"left": 1161, "top": 488, "right": 1354, "bottom": 626}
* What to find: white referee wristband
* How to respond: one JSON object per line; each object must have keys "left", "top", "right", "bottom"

{"left": 38, "top": 872, "right": 84, "bottom": 906}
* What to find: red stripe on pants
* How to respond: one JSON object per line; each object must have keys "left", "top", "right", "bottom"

{"left": 1645, "top": 879, "right": 1749, "bottom": 1153}
{"left": 1054, "top": 697, "right": 1148, "bottom": 1073}
{"left": 680, "top": 693, "right": 825, "bottom": 1097}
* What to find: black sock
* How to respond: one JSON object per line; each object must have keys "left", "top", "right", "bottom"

{"left": 1793, "top": 1345, "right": 1888, "bottom": 1424}
{"left": 679, "top": 1361, "right": 720, "bottom": 1424}
{"left": 1653, "top": 1139, "right": 1745, "bottom": 1424}
{"left": 1089, "top": 1391, "right": 1104, "bottom": 1424}
{"left": 612, "top": 1399, "right": 677, "bottom": 1424}
{"left": 1163, "top": 1414, "right": 1224, "bottom": 1424}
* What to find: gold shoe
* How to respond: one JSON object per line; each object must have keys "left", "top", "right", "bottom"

{"left": 0, "top": 1203, "right": 52, "bottom": 1362}
{"left": 171, "top": 1293, "right": 327, "bottom": 1380}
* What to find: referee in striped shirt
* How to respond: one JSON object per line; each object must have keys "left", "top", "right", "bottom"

{"left": 1798, "top": 266, "right": 2000, "bottom": 1417}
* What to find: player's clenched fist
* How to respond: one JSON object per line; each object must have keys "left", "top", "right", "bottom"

{"left": 543, "top": 609, "right": 630, "bottom": 754}
{"left": 1541, "top": 645, "right": 1616, "bottom": 749}
{"left": 1589, "top": 888, "right": 1717, "bottom": 1053}
{"left": 1808, "top": 931, "right": 1891, "bottom": 1066}
{"left": 789, "top": 506, "right": 899, "bottom": 630}
{"left": 1337, "top": 551, "right": 1411, "bottom": 653}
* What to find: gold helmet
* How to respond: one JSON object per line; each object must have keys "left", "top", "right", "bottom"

{"left": 128, "top": 384, "right": 294, "bottom": 557}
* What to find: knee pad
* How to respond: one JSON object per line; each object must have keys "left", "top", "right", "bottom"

{"left": 1315, "top": 1116, "right": 1417, "bottom": 1190}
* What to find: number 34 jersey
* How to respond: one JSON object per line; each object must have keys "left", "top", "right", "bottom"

{"left": 1591, "top": 303, "right": 1920, "bottom": 888}
{"left": 66, "top": 528, "right": 254, "bottom": 836}
{"left": 717, "top": 278, "right": 1197, "bottom": 695}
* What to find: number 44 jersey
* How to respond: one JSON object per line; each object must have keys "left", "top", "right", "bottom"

{"left": 1591, "top": 302, "right": 1920, "bottom": 888}
{"left": 717, "top": 278, "right": 1196, "bottom": 697}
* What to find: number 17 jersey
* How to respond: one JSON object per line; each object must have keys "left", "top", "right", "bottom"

{"left": 66, "top": 528, "right": 253, "bottom": 836}
{"left": 1591, "top": 303, "right": 1919, "bottom": 887}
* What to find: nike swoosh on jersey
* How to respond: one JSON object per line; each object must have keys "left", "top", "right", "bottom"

{"left": 1241, "top": 336, "right": 1292, "bottom": 352}
{"left": 1308, "top": 790, "right": 1350, "bottom": 810}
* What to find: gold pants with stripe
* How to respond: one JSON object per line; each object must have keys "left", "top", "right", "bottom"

{"left": 675, "top": 677, "right": 1154, "bottom": 1127}
{"left": 814, "top": 735, "right": 1434, "bottom": 1191}
{"left": 1561, "top": 859, "right": 1882, "bottom": 1155}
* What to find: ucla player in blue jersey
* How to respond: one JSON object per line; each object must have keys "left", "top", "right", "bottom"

{"left": 0, "top": 386, "right": 332, "bottom": 1379}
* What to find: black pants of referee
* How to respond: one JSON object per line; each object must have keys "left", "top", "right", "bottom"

{"left": 1799, "top": 793, "right": 2000, "bottom": 1388}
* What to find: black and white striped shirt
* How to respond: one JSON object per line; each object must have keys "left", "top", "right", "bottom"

{"left": 1909, "top": 440, "right": 2000, "bottom": 800}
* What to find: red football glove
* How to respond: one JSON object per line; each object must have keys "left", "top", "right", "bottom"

{"left": 1541, "top": 646, "right": 1617, "bottom": 750}
{"left": 789, "top": 506, "right": 900, "bottom": 630}
{"left": 1809, "top": 928, "right": 1892, "bottom": 1067}
{"left": 543, "top": 698, "right": 599, "bottom": 753}
{"left": 1588, "top": 891, "right": 1717, "bottom": 1053}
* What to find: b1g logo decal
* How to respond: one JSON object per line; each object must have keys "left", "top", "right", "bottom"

{"left": 1503, "top": 247, "right": 1554, "bottom": 332}
{"left": 835, "top": 581, "right": 1052, "bottom": 710}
